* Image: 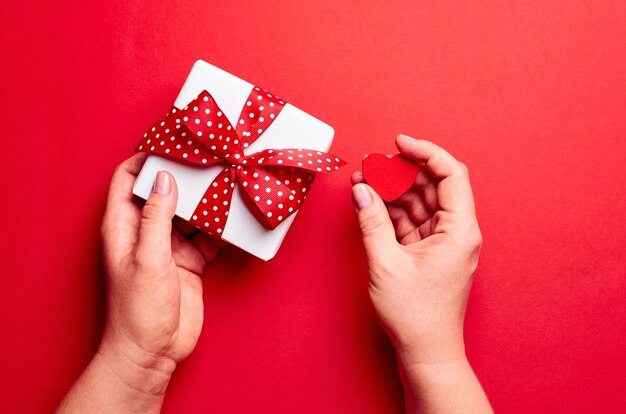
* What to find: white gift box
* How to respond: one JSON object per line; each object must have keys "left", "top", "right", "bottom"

{"left": 132, "top": 60, "right": 335, "bottom": 261}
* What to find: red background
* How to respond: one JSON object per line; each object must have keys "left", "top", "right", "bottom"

{"left": 1, "top": 1, "right": 625, "bottom": 412}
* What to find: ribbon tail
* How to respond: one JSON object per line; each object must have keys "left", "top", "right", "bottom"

{"left": 188, "top": 167, "right": 237, "bottom": 238}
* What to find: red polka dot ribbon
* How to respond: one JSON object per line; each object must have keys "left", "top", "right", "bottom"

{"left": 135, "top": 87, "right": 346, "bottom": 238}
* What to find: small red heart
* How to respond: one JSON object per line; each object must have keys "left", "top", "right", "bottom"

{"left": 362, "top": 153, "right": 419, "bottom": 202}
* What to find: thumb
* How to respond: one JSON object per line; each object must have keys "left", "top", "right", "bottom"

{"left": 352, "top": 183, "right": 397, "bottom": 260}
{"left": 136, "top": 171, "right": 178, "bottom": 266}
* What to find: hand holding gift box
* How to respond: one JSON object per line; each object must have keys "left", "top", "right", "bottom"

{"left": 133, "top": 60, "right": 345, "bottom": 260}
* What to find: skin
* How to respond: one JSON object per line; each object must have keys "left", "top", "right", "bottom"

{"left": 58, "top": 135, "right": 492, "bottom": 413}
{"left": 57, "top": 153, "right": 222, "bottom": 413}
{"left": 351, "top": 134, "right": 492, "bottom": 413}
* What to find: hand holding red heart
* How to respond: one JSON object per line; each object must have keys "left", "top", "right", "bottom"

{"left": 352, "top": 135, "right": 489, "bottom": 413}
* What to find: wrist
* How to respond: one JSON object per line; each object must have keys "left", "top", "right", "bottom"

{"left": 393, "top": 329, "right": 466, "bottom": 368}
{"left": 97, "top": 334, "right": 177, "bottom": 400}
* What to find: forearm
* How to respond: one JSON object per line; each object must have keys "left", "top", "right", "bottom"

{"left": 57, "top": 340, "right": 175, "bottom": 414}
{"left": 399, "top": 356, "right": 492, "bottom": 414}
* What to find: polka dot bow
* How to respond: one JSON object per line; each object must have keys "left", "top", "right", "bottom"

{"left": 135, "top": 87, "right": 346, "bottom": 238}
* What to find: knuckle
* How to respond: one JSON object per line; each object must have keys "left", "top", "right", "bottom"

{"left": 141, "top": 202, "right": 164, "bottom": 222}
{"left": 472, "top": 228, "right": 483, "bottom": 249}
{"left": 359, "top": 214, "right": 384, "bottom": 238}
{"left": 458, "top": 162, "right": 470, "bottom": 175}
{"left": 111, "top": 164, "right": 125, "bottom": 179}
{"left": 131, "top": 249, "right": 149, "bottom": 270}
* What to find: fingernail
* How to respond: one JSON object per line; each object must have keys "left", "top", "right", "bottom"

{"left": 352, "top": 184, "right": 372, "bottom": 209}
{"left": 153, "top": 171, "right": 171, "bottom": 194}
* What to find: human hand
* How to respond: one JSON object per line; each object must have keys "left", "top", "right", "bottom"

{"left": 99, "top": 154, "right": 221, "bottom": 396}
{"left": 351, "top": 135, "right": 482, "bottom": 367}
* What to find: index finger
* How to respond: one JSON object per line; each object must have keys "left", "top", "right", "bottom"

{"left": 395, "top": 135, "right": 475, "bottom": 217}
{"left": 106, "top": 152, "right": 148, "bottom": 206}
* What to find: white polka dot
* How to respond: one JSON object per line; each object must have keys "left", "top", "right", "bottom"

{"left": 183, "top": 153, "right": 188, "bottom": 158}
{"left": 266, "top": 200, "right": 272, "bottom": 205}
{"left": 266, "top": 188, "right": 271, "bottom": 193}
{"left": 254, "top": 196, "right": 260, "bottom": 201}
{"left": 267, "top": 212, "right": 272, "bottom": 217}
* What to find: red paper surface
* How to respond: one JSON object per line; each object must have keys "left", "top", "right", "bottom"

{"left": 1, "top": 1, "right": 625, "bottom": 413}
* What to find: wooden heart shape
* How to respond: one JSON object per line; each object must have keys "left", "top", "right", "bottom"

{"left": 362, "top": 153, "right": 419, "bottom": 202}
